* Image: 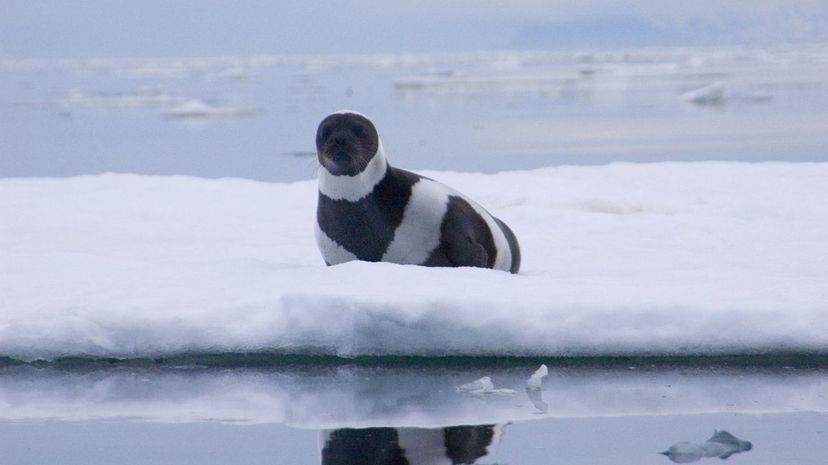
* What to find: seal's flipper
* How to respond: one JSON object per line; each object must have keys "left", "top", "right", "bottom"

{"left": 439, "top": 196, "right": 495, "bottom": 269}
{"left": 708, "top": 430, "right": 739, "bottom": 444}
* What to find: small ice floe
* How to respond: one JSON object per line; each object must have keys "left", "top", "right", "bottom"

{"left": 681, "top": 82, "right": 772, "bottom": 106}
{"left": 20, "top": 88, "right": 185, "bottom": 109}
{"left": 218, "top": 66, "right": 252, "bottom": 80}
{"left": 681, "top": 81, "right": 727, "bottom": 105}
{"left": 457, "top": 376, "right": 494, "bottom": 392}
{"left": 456, "top": 376, "right": 516, "bottom": 395}
{"left": 526, "top": 364, "right": 548, "bottom": 391}
{"left": 660, "top": 430, "right": 752, "bottom": 463}
{"left": 161, "top": 99, "right": 255, "bottom": 119}
{"left": 394, "top": 72, "right": 579, "bottom": 96}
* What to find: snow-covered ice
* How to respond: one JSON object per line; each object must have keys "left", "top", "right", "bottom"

{"left": 1, "top": 162, "right": 827, "bottom": 361}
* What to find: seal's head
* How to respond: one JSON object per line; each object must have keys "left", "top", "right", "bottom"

{"left": 316, "top": 111, "right": 379, "bottom": 176}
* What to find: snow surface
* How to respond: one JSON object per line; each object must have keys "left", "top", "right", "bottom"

{"left": 1, "top": 163, "right": 827, "bottom": 361}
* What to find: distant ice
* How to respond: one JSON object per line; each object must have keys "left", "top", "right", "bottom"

{"left": 16, "top": 88, "right": 186, "bottom": 109}
{"left": 1, "top": 163, "right": 827, "bottom": 361}
{"left": 67, "top": 88, "right": 185, "bottom": 107}
{"left": 394, "top": 72, "right": 581, "bottom": 96}
{"left": 680, "top": 81, "right": 773, "bottom": 106}
{"left": 217, "top": 66, "right": 253, "bottom": 80}
{"left": 6, "top": 45, "right": 821, "bottom": 100}
{"left": 681, "top": 81, "right": 726, "bottom": 105}
{"left": 162, "top": 99, "right": 256, "bottom": 118}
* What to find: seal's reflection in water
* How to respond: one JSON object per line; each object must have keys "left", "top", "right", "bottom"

{"left": 321, "top": 424, "right": 502, "bottom": 465}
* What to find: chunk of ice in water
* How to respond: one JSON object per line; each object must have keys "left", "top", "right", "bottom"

{"left": 526, "top": 364, "right": 548, "bottom": 391}
{"left": 680, "top": 82, "right": 726, "bottom": 105}
{"left": 456, "top": 376, "right": 516, "bottom": 395}
{"left": 457, "top": 376, "right": 495, "bottom": 392}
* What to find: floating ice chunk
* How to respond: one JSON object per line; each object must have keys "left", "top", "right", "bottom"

{"left": 660, "top": 430, "right": 752, "bottom": 462}
{"left": 19, "top": 89, "right": 185, "bottom": 109}
{"left": 394, "top": 72, "right": 579, "bottom": 96}
{"left": 457, "top": 376, "right": 495, "bottom": 392}
{"left": 218, "top": 66, "right": 251, "bottom": 79}
{"left": 490, "top": 388, "right": 517, "bottom": 395}
{"left": 457, "top": 376, "right": 515, "bottom": 395}
{"left": 526, "top": 364, "right": 548, "bottom": 391}
{"left": 680, "top": 81, "right": 773, "bottom": 106}
{"left": 162, "top": 99, "right": 254, "bottom": 118}
{"left": 660, "top": 442, "right": 704, "bottom": 463}
{"left": 704, "top": 430, "right": 752, "bottom": 459}
{"left": 681, "top": 81, "right": 726, "bottom": 105}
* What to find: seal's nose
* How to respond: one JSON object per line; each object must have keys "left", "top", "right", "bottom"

{"left": 333, "top": 134, "right": 348, "bottom": 146}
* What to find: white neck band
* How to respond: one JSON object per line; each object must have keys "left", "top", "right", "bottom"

{"left": 318, "top": 141, "right": 388, "bottom": 202}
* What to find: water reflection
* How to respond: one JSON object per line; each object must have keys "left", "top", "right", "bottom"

{"left": 526, "top": 388, "right": 549, "bottom": 414}
{"left": 1, "top": 363, "right": 827, "bottom": 464}
{"left": 660, "top": 430, "right": 752, "bottom": 463}
{"left": 1, "top": 363, "right": 826, "bottom": 424}
{"left": 321, "top": 425, "right": 501, "bottom": 465}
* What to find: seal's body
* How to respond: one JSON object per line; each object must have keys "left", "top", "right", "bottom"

{"left": 315, "top": 111, "right": 520, "bottom": 273}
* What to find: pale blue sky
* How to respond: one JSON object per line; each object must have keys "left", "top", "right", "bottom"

{"left": 2, "top": 0, "right": 828, "bottom": 58}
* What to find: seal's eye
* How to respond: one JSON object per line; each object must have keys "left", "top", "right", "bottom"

{"left": 352, "top": 125, "right": 366, "bottom": 138}
{"left": 317, "top": 125, "right": 333, "bottom": 142}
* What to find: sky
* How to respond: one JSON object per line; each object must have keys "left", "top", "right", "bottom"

{"left": 2, "top": 0, "right": 828, "bottom": 58}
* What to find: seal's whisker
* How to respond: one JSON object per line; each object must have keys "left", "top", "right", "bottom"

{"left": 306, "top": 159, "right": 321, "bottom": 176}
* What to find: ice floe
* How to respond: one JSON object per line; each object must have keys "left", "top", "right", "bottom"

{"left": 1, "top": 163, "right": 827, "bottom": 361}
